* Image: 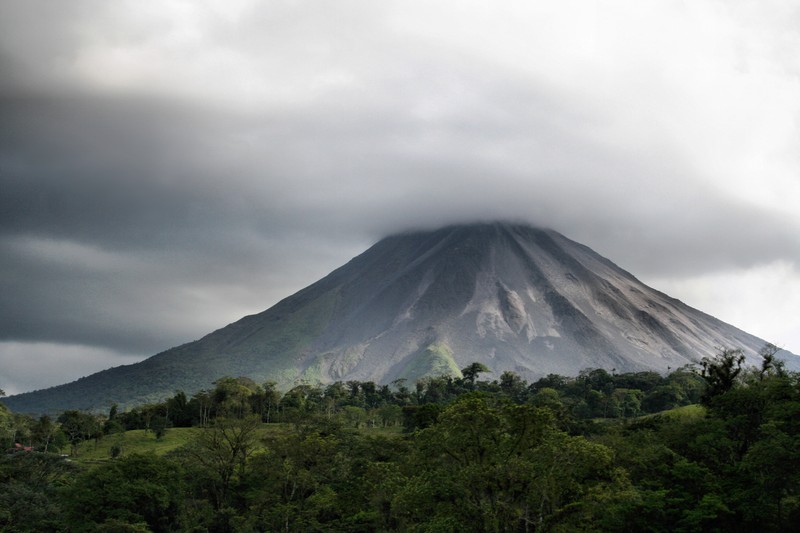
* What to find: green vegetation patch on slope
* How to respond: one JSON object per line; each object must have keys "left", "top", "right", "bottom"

{"left": 299, "top": 355, "right": 325, "bottom": 384}
{"left": 398, "top": 342, "right": 462, "bottom": 383}
{"left": 299, "top": 344, "right": 367, "bottom": 384}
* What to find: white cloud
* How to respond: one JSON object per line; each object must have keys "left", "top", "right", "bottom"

{"left": 649, "top": 261, "right": 800, "bottom": 354}
{"left": 0, "top": 342, "right": 145, "bottom": 396}
{"left": 2, "top": 0, "right": 800, "bottom": 394}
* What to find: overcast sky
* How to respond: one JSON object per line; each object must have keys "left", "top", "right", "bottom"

{"left": 2, "top": 0, "right": 799, "bottom": 396}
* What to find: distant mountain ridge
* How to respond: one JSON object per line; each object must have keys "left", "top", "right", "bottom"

{"left": 4, "top": 222, "right": 797, "bottom": 413}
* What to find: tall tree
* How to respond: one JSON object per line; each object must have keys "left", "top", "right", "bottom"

{"left": 461, "top": 362, "right": 490, "bottom": 388}
{"left": 700, "top": 349, "right": 745, "bottom": 403}
{"left": 57, "top": 411, "right": 100, "bottom": 456}
{"left": 183, "top": 414, "right": 261, "bottom": 510}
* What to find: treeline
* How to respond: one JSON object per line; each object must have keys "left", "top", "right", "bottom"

{"left": 23, "top": 362, "right": 707, "bottom": 446}
{"left": 3, "top": 363, "right": 707, "bottom": 455}
{"left": 2, "top": 348, "right": 799, "bottom": 531}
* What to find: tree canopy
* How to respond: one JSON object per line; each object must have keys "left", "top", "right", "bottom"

{"left": 2, "top": 350, "right": 799, "bottom": 531}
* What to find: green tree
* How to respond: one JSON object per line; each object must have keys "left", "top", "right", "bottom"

{"left": 109, "top": 444, "right": 122, "bottom": 459}
{"left": 700, "top": 349, "right": 745, "bottom": 403}
{"left": 165, "top": 391, "right": 194, "bottom": 427}
{"left": 757, "top": 343, "right": 785, "bottom": 380}
{"left": 64, "top": 454, "right": 183, "bottom": 533}
{"left": 531, "top": 387, "right": 563, "bottom": 413}
{"left": 183, "top": 414, "right": 261, "bottom": 510}
{"left": 499, "top": 370, "right": 527, "bottom": 401}
{"left": 30, "top": 416, "right": 62, "bottom": 453}
{"left": 57, "top": 411, "right": 100, "bottom": 456}
{"left": 340, "top": 406, "right": 368, "bottom": 428}
{"left": 280, "top": 383, "right": 323, "bottom": 422}
{"left": 213, "top": 377, "right": 258, "bottom": 418}
{"left": 0, "top": 452, "right": 78, "bottom": 532}
{"left": 642, "top": 383, "right": 685, "bottom": 412}
{"left": 251, "top": 381, "right": 281, "bottom": 422}
{"left": 461, "top": 362, "right": 490, "bottom": 388}
{"left": 244, "top": 423, "right": 355, "bottom": 531}
{"left": 0, "top": 403, "right": 13, "bottom": 450}
{"left": 613, "top": 388, "right": 643, "bottom": 418}
{"left": 402, "top": 403, "right": 440, "bottom": 432}
{"left": 151, "top": 415, "right": 168, "bottom": 440}
{"left": 377, "top": 403, "right": 403, "bottom": 427}
{"left": 395, "top": 395, "right": 619, "bottom": 531}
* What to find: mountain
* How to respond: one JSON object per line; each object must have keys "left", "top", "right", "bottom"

{"left": 4, "top": 222, "right": 797, "bottom": 413}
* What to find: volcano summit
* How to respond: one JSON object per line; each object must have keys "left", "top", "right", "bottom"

{"left": 4, "top": 222, "right": 793, "bottom": 413}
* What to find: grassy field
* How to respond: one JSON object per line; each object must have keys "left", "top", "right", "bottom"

{"left": 72, "top": 428, "right": 198, "bottom": 464}
{"left": 659, "top": 403, "right": 706, "bottom": 420}
{"left": 71, "top": 423, "right": 404, "bottom": 465}
{"left": 70, "top": 406, "right": 707, "bottom": 465}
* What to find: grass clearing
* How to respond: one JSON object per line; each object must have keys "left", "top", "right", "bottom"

{"left": 71, "top": 422, "right": 403, "bottom": 465}
{"left": 72, "top": 428, "right": 198, "bottom": 465}
{"left": 659, "top": 403, "right": 706, "bottom": 420}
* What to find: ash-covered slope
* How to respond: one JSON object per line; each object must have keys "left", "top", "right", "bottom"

{"left": 4, "top": 222, "right": 794, "bottom": 413}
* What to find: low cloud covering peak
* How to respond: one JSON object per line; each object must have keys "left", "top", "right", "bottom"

{"left": 2, "top": 0, "right": 799, "bottom": 394}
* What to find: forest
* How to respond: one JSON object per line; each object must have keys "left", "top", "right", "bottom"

{"left": 1, "top": 347, "right": 799, "bottom": 532}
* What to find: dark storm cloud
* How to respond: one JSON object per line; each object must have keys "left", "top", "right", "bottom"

{"left": 2, "top": 83, "right": 796, "bottom": 354}
{"left": 4, "top": 82, "right": 796, "bottom": 270}
{"left": 2, "top": 0, "right": 799, "bottom": 393}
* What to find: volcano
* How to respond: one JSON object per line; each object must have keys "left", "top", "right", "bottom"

{"left": 4, "top": 222, "right": 795, "bottom": 413}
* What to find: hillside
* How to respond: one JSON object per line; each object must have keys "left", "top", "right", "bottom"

{"left": 3, "top": 222, "right": 796, "bottom": 413}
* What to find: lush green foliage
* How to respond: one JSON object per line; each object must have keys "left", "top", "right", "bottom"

{"left": 63, "top": 454, "right": 184, "bottom": 532}
{"left": 2, "top": 354, "right": 800, "bottom": 531}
